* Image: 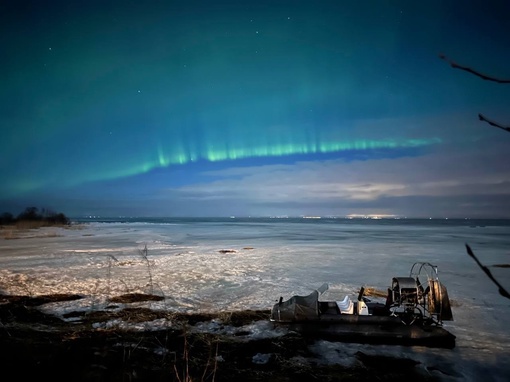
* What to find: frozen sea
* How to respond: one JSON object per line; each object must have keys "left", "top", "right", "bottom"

{"left": 1, "top": 217, "right": 509, "bottom": 381}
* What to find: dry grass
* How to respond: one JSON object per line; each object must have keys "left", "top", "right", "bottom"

{"left": 0, "top": 292, "right": 442, "bottom": 382}
{"left": 0, "top": 222, "right": 86, "bottom": 240}
{"left": 0, "top": 227, "right": 15, "bottom": 239}
{"left": 1, "top": 231, "right": 61, "bottom": 240}
{"left": 363, "top": 286, "right": 389, "bottom": 298}
{"left": 0, "top": 223, "right": 74, "bottom": 240}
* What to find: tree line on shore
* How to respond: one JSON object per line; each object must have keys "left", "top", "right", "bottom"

{"left": 0, "top": 207, "right": 70, "bottom": 226}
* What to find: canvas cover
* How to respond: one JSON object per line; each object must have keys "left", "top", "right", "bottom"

{"left": 271, "top": 283, "right": 328, "bottom": 322}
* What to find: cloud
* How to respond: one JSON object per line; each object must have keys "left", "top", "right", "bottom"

{"left": 157, "top": 136, "right": 510, "bottom": 217}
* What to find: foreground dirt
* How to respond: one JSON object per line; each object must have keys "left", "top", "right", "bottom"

{"left": 0, "top": 293, "right": 439, "bottom": 382}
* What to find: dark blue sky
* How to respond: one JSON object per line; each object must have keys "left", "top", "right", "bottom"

{"left": 1, "top": 1, "right": 509, "bottom": 218}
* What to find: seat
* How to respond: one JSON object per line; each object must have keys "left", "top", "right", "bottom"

{"left": 336, "top": 296, "right": 354, "bottom": 314}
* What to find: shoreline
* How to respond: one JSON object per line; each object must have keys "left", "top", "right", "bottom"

{"left": 0, "top": 293, "right": 440, "bottom": 381}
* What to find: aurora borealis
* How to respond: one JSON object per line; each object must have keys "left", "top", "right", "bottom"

{"left": 1, "top": 1, "right": 510, "bottom": 218}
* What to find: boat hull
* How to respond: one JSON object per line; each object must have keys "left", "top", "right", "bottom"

{"left": 273, "top": 317, "right": 456, "bottom": 348}
{"left": 270, "top": 262, "right": 457, "bottom": 348}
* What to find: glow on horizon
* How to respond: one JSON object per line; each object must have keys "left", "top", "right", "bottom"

{"left": 346, "top": 214, "right": 400, "bottom": 219}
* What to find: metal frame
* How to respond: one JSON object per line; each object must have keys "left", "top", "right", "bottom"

{"left": 389, "top": 262, "right": 446, "bottom": 326}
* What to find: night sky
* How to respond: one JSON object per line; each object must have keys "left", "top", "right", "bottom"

{"left": 1, "top": 1, "right": 509, "bottom": 218}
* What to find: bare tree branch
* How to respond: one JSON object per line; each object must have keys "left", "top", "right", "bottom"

{"left": 439, "top": 54, "right": 510, "bottom": 83}
{"left": 466, "top": 244, "right": 510, "bottom": 299}
{"left": 439, "top": 54, "right": 510, "bottom": 134}
{"left": 478, "top": 114, "right": 510, "bottom": 132}
{"left": 442, "top": 55, "right": 509, "bottom": 299}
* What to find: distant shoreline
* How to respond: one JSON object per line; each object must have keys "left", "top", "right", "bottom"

{"left": 70, "top": 216, "right": 510, "bottom": 226}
